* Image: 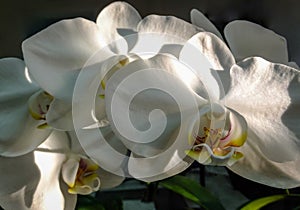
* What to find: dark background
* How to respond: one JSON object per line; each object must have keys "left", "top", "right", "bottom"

{"left": 1, "top": 0, "right": 300, "bottom": 64}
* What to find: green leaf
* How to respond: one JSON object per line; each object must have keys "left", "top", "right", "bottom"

{"left": 240, "top": 194, "right": 300, "bottom": 210}
{"left": 240, "top": 194, "right": 286, "bottom": 210}
{"left": 159, "top": 175, "right": 225, "bottom": 210}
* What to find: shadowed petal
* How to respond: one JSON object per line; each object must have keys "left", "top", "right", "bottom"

{"left": 46, "top": 99, "right": 73, "bottom": 131}
{"left": 68, "top": 128, "right": 127, "bottom": 177}
{"left": 228, "top": 129, "right": 300, "bottom": 188}
{"left": 0, "top": 58, "right": 50, "bottom": 156}
{"left": 289, "top": 61, "right": 299, "bottom": 69}
{"left": 105, "top": 54, "right": 205, "bottom": 157}
{"left": 72, "top": 54, "right": 127, "bottom": 129}
{"left": 224, "top": 20, "right": 289, "bottom": 64}
{"left": 0, "top": 131, "right": 77, "bottom": 210}
{"left": 190, "top": 9, "right": 223, "bottom": 40}
{"left": 0, "top": 58, "right": 38, "bottom": 98}
{"left": 1, "top": 113, "right": 52, "bottom": 157}
{"left": 65, "top": 131, "right": 125, "bottom": 189}
{"left": 0, "top": 152, "right": 39, "bottom": 198}
{"left": 128, "top": 153, "right": 193, "bottom": 182}
{"left": 96, "top": 167, "right": 125, "bottom": 189}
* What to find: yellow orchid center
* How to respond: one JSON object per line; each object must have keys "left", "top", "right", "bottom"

{"left": 62, "top": 157, "right": 101, "bottom": 195}
{"left": 28, "top": 90, "right": 54, "bottom": 129}
{"left": 186, "top": 104, "right": 247, "bottom": 166}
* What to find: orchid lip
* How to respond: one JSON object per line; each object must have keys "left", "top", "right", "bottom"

{"left": 62, "top": 156, "right": 101, "bottom": 195}
{"left": 192, "top": 143, "right": 235, "bottom": 160}
{"left": 28, "top": 90, "right": 54, "bottom": 128}
{"left": 220, "top": 125, "right": 231, "bottom": 141}
{"left": 187, "top": 104, "right": 248, "bottom": 166}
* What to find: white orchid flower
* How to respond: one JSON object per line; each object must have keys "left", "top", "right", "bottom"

{"left": 21, "top": 1, "right": 300, "bottom": 189}
{"left": 189, "top": 9, "right": 300, "bottom": 188}
{"left": 21, "top": 1, "right": 205, "bottom": 131}
{"left": 0, "top": 58, "right": 54, "bottom": 157}
{"left": 190, "top": 9, "right": 299, "bottom": 68}
{"left": 0, "top": 130, "right": 124, "bottom": 210}
{"left": 21, "top": 1, "right": 209, "bottom": 182}
{"left": 0, "top": 57, "right": 123, "bottom": 208}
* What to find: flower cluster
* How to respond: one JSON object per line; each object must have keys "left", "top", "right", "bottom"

{"left": 0, "top": 1, "right": 299, "bottom": 210}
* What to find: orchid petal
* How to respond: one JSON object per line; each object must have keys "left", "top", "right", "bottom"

{"left": 22, "top": 18, "right": 113, "bottom": 101}
{"left": 138, "top": 15, "right": 202, "bottom": 42}
{"left": 224, "top": 57, "right": 300, "bottom": 162}
{"left": 59, "top": 178, "right": 77, "bottom": 210}
{"left": 69, "top": 127, "right": 127, "bottom": 176}
{"left": 62, "top": 156, "right": 103, "bottom": 195}
{"left": 224, "top": 20, "right": 289, "bottom": 64}
{"left": 190, "top": 9, "right": 223, "bottom": 40}
{"left": 33, "top": 131, "right": 76, "bottom": 210}
{"left": 180, "top": 31, "right": 234, "bottom": 94}
{"left": 1, "top": 114, "right": 52, "bottom": 157}
{"left": 96, "top": 1, "right": 141, "bottom": 54}
{"left": 67, "top": 174, "right": 100, "bottom": 195}
{"left": 61, "top": 158, "right": 79, "bottom": 188}
{"left": 288, "top": 61, "right": 299, "bottom": 69}
{"left": 219, "top": 108, "right": 248, "bottom": 148}
{"left": 229, "top": 130, "right": 300, "bottom": 188}
{"left": 105, "top": 54, "right": 205, "bottom": 157}
{"left": 72, "top": 53, "right": 127, "bottom": 129}
{"left": 180, "top": 33, "right": 229, "bottom": 100}
{"left": 128, "top": 115, "right": 196, "bottom": 182}
{"left": 182, "top": 32, "right": 235, "bottom": 71}
{"left": 0, "top": 131, "right": 77, "bottom": 210}
{"left": 0, "top": 58, "right": 38, "bottom": 98}
{"left": 0, "top": 58, "right": 51, "bottom": 156}
{"left": 64, "top": 131, "right": 125, "bottom": 189}
{"left": 226, "top": 151, "right": 244, "bottom": 167}
{"left": 0, "top": 152, "right": 39, "bottom": 197}
{"left": 96, "top": 167, "right": 125, "bottom": 189}
{"left": 0, "top": 188, "right": 35, "bottom": 210}
{"left": 130, "top": 32, "right": 184, "bottom": 60}
{"left": 128, "top": 154, "right": 193, "bottom": 182}
{"left": 70, "top": 55, "right": 129, "bottom": 174}
{"left": 46, "top": 99, "right": 73, "bottom": 131}
{"left": 158, "top": 44, "right": 183, "bottom": 58}
{"left": 72, "top": 56, "right": 125, "bottom": 129}
{"left": 132, "top": 15, "right": 203, "bottom": 55}
{"left": 186, "top": 147, "right": 212, "bottom": 165}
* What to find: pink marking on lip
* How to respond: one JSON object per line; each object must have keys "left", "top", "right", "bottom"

{"left": 220, "top": 125, "right": 231, "bottom": 141}
{"left": 79, "top": 158, "right": 88, "bottom": 171}
{"left": 193, "top": 132, "right": 206, "bottom": 145}
{"left": 38, "top": 104, "right": 46, "bottom": 115}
